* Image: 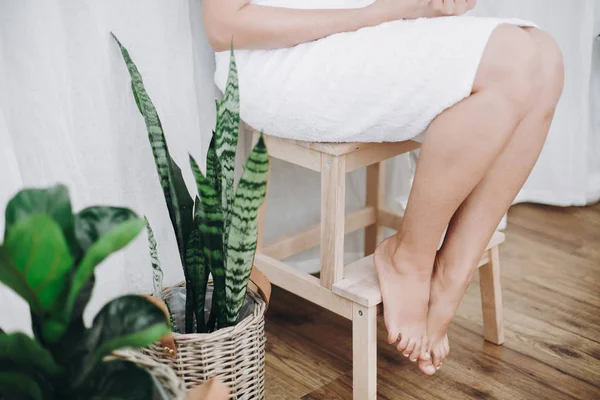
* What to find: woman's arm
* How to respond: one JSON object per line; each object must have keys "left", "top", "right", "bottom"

{"left": 203, "top": 0, "right": 432, "bottom": 51}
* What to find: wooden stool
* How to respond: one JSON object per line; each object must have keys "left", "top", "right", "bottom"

{"left": 250, "top": 128, "right": 505, "bottom": 400}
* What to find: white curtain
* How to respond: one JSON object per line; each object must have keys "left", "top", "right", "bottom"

{"left": 1, "top": 0, "right": 598, "bottom": 332}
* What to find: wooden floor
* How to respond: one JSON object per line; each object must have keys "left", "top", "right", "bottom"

{"left": 263, "top": 203, "right": 600, "bottom": 399}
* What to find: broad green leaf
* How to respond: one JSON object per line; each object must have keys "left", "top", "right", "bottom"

{"left": 4, "top": 184, "right": 78, "bottom": 258}
{"left": 190, "top": 156, "right": 226, "bottom": 331}
{"left": 65, "top": 219, "right": 146, "bottom": 318}
{"left": 0, "top": 215, "right": 72, "bottom": 315}
{"left": 112, "top": 33, "right": 193, "bottom": 266}
{"left": 0, "top": 333, "right": 61, "bottom": 376}
{"left": 225, "top": 136, "right": 268, "bottom": 324}
{"left": 75, "top": 206, "right": 139, "bottom": 252}
{"left": 86, "top": 296, "right": 169, "bottom": 362}
{"left": 144, "top": 217, "right": 164, "bottom": 301}
{"left": 215, "top": 47, "right": 240, "bottom": 248}
{"left": 0, "top": 371, "right": 43, "bottom": 400}
{"left": 206, "top": 132, "right": 222, "bottom": 211}
{"left": 79, "top": 360, "right": 153, "bottom": 400}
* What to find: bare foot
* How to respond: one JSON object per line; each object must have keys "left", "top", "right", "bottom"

{"left": 374, "top": 235, "right": 431, "bottom": 362}
{"left": 418, "top": 257, "right": 474, "bottom": 374}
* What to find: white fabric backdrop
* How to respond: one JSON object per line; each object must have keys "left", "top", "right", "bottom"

{"left": 0, "top": 0, "right": 598, "bottom": 332}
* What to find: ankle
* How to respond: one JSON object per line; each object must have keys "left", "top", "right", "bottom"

{"left": 389, "top": 236, "right": 435, "bottom": 277}
{"left": 434, "top": 255, "right": 476, "bottom": 289}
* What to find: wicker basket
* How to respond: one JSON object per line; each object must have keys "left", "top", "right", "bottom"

{"left": 111, "top": 349, "right": 187, "bottom": 400}
{"left": 144, "top": 279, "right": 268, "bottom": 400}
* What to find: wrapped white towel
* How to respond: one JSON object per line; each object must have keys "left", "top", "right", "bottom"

{"left": 215, "top": 1, "right": 536, "bottom": 142}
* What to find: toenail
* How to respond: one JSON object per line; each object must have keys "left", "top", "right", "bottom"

{"left": 424, "top": 352, "right": 431, "bottom": 359}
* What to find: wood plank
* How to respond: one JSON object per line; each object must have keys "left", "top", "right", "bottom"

{"left": 254, "top": 253, "right": 353, "bottom": 319}
{"left": 346, "top": 141, "right": 420, "bottom": 172}
{"left": 262, "top": 207, "right": 376, "bottom": 260}
{"left": 320, "top": 154, "right": 346, "bottom": 289}
{"left": 479, "top": 247, "right": 505, "bottom": 344}
{"left": 364, "top": 162, "right": 385, "bottom": 256}
{"left": 352, "top": 304, "right": 377, "bottom": 400}
{"left": 261, "top": 134, "right": 322, "bottom": 172}
{"left": 333, "top": 232, "right": 506, "bottom": 307}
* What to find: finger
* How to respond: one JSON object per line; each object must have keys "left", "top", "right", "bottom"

{"left": 454, "top": 0, "right": 468, "bottom": 15}
{"left": 442, "top": 0, "right": 455, "bottom": 15}
{"left": 430, "top": 0, "right": 444, "bottom": 14}
{"left": 467, "top": 0, "right": 478, "bottom": 11}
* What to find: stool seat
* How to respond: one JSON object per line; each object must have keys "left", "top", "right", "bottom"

{"left": 333, "top": 231, "right": 506, "bottom": 308}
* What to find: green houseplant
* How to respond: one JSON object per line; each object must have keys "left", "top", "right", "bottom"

{"left": 0, "top": 185, "right": 173, "bottom": 400}
{"left": 113, "top": 34, "right": 270, "bottom": 397}
{"left": 113, "top": 35, "right": 269, "bottom": 334}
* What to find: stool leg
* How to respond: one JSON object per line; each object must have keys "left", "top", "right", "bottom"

{"left": 479, "top": 246, "right": 505, "bottom": 345}
{"left": 353, "top": 303, "right": 377, "bottom": 400}
{"left": 320, "top": 154, "right": 346, "bottom": 289}
{"left": 364, "top": 161, "right": 386, "bottom": 256}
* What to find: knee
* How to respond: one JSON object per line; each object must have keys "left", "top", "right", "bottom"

{"left": 473, "top": 25, "right": 541, "bottom": 118}
{"left": 526, "top": 28, "right": 565, "bottom": 113}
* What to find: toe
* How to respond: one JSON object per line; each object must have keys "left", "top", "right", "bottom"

{"left": 397, "top": 334, "right": 410, "bottom": 352}
{"left": 409, "top": 338, "right": 422, "bottom": 362}
{"left": 432, "top": 347, "right": 443, "bottom": 368}
{"left": 387, "top": 330, "right": 400, "bottom": 345}
{"left": 420, "top": 337, "right": 431, "bottom": 361}
{"left": 402, "top": 338, "right": 416, "bottom": 358}
{"left": 418, "top": 358, "right": 437, "bottom": 376}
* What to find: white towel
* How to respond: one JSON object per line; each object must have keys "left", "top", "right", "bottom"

{"left": 215, "top": 1, "right": 536, "bottom": 142}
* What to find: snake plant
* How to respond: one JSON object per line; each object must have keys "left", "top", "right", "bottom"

{"left": 0, "top": 185, "right": 170, "bottom": 399}
{"left": 113, "top": 34, "right": 269, "bottom": 334}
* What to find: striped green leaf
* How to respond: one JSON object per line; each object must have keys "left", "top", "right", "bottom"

{"left": 112, "top": 33, "right": 193, "bottom": 267}
{"left": 225, "top": 136, "right": 269, "bottom": 324}
{"left": 189, "top": 156, "right": 226, "bottom": 331}
{"left": 184, "top": 199, "right": 205, "bottom": 334}
{"left": 144, "top": 217, "right": 163, "bottom": 301}
{"left": 215, "top": 47, "right": 240, "bottom": 246}
{"left": 207, "top": 131, "right": 222, "bottom": 211}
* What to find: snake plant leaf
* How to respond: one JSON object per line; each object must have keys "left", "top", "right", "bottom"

{"left": 77, "top": 360, "right": 153, "bottom": 400}
{"left": 0, "top": 215, "right": 72, "bottom": 317}
{"left": 85, "top": 296, "right": 169, "bottom": 365}
{"left": 0, "top": 371, "right": 43, "bottom": 400}
{"left": 144, "top": 217, "right": 164, "bottom": 301}
{"left": 215, "top": 47, "right": 240, "bottom": 243}
{"left": 184, "top": 200, "right": 205, "bottom": 333}
{"left": 207, "top": 132, "right": 222, "bottom": 210}
{"left": 65, "top": 218, "right": 146, "bottom": 321}
{"left": 4, "top": 184, "right": 79, "bottom": 258}
{"left": 112, "top": 33, "right": 194, "bottom": 266}
{"left": 0, "top": 332, "right": 62, "bottom": 376}
{"left": 189, "top": 157, "right": 227, "bottom": 330}
{"left": 225, "top": 136, "right": 269, "bottom": 324}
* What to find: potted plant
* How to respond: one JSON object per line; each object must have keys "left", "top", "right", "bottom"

{"left": 0, "top": 185, "right": 178, "bottom": 399}
{"left": 113, "top": 35, "right": 271, "bottom": 399}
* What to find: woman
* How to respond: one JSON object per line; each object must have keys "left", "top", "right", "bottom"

{"left": 203, "top": 0, "right": 564, "bottom": 375}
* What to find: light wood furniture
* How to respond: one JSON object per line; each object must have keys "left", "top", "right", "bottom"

{"left": 250, "top": 128, "right": 505, "bottom": 400}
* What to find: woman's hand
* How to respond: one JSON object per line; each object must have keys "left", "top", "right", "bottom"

{"left": 368, "top": 0, "right": 433, "bottom": 22}
{"left": 425, "top": 0, "right": 477, "bottom": 17}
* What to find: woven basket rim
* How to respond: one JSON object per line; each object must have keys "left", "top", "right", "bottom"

{"left": 163, "top": 281, "right": 266, "bottom": 340}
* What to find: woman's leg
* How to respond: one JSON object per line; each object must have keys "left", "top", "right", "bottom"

{"left": 373, "top": 25, "right": 538, "bottom": 361}
{"left": 418, "top": 27, "right": 565, "bottom": 374}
